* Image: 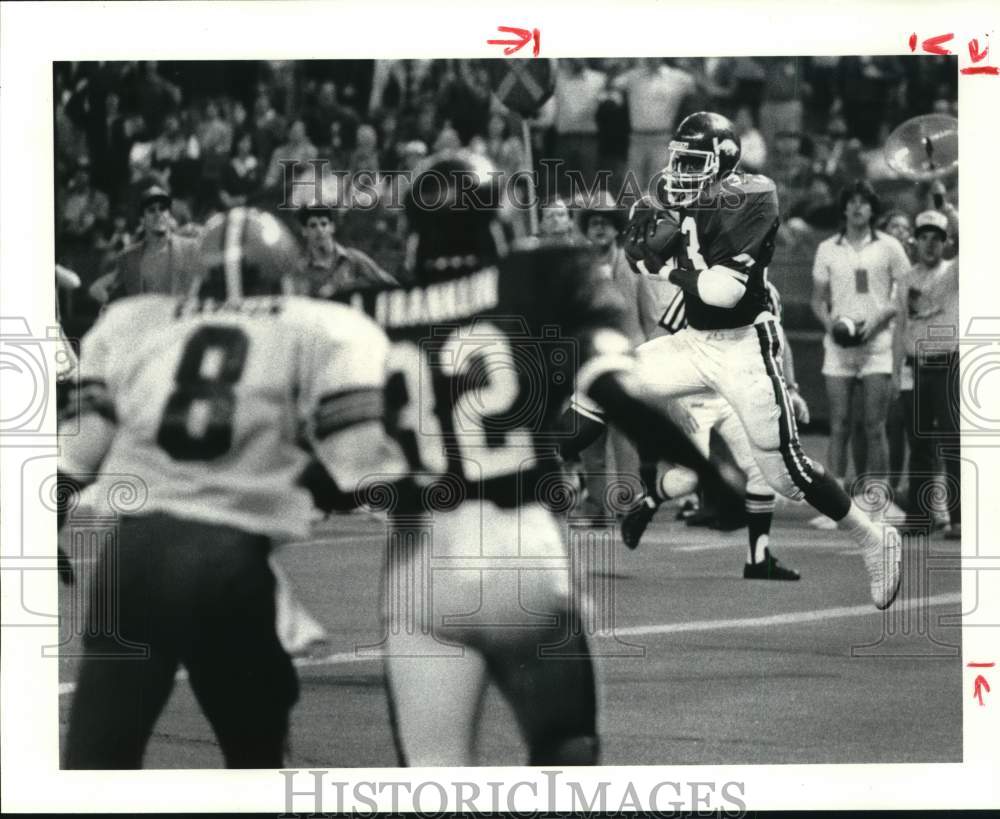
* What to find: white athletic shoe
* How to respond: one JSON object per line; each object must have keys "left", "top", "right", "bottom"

{"left": 861, "top": 525, "right": 903, "bottom": 610}
{"left": 808, "top": 514, "right": 837, "bottom": 530}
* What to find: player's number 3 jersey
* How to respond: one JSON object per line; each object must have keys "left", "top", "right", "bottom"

{"left": 59, "top": 295, "right": 391, "bottom": 539}
{"left": 673, "top": 174, "right": 780, "bottom": 330}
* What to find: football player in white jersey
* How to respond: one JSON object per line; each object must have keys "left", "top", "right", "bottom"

{"left": 58, "top": 207, "right": 405, "bottom": 768}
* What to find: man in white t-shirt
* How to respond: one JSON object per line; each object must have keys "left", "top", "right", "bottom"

{"left": 810, "top": 181, "right": 910, "bottom": 504}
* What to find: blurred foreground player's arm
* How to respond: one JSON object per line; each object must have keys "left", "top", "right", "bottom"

{"left": 298, "top": 305, "right": 407, "bottom": 510}
{"left": 57, "top": 307, "right": 126, "bottom": 582}
{"left": 549, "top": 247, "right": 741, "bottom": 509}
{"left": 58, "top": 309, "right": 121, "bottom": 511}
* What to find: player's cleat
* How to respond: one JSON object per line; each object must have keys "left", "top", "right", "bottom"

{"left": 621, "top": 496, "right": 659, "bottom": 550}
{"left": 861, "top": 526, "right": 903, "bottom": 610}
{"left": 743, "top": 548, "right": 800, "bottom": 581}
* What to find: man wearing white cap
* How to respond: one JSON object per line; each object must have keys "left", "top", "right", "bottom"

{"left": 899, "top": 209, "right": 961, "bottom": 537}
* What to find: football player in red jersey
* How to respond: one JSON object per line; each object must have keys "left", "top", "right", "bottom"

{"left": 57, "top": 208, "right": 405, "bottom": 768}
{"left": 616, "top": 278, "right": 807, "bottom": 582}
{"left": 343, "top": 151, "right": 743, "bottom": 766}
{"left": 622, "top": 112, "right": 902, "bottom": 609}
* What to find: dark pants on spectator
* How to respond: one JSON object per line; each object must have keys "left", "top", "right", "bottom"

{"left": 64, "top": 513, "right": 299, "bottom": 769}
{"left": 903, "top": 352, "right": 961, "bottom": 525}
{"left": 555, "top": 133, "right": 600, "bottom": 197}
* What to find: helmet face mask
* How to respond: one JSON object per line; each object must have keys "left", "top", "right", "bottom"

{"left": 662, "top": 142, "right": 719, "bottom": 207}
{"left": 654, "top": 112, "right": 742, "bottom": 210}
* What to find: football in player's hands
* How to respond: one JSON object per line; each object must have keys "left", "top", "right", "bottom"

{"left": 623, "top": 205, "right": 683, "bottom": 276}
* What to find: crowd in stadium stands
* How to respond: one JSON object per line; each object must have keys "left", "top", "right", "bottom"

{"left": 53, "top": 56, "right": 960, "bottom": 532}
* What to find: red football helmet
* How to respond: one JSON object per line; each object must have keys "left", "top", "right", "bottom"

{"left": 656, "top": 111, "right": 742, "bottom": 208}
{"left": 196, "top": 207, "right": 302, "bottom": 299}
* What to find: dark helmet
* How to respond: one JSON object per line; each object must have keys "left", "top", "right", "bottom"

{"left": 655, "top": 111, "right": 742, "bottom": 208}
{"left": 404, "top": 151, "right": 506, "bottom": 279}
{"left": 195, "top": 207, "right": 303, "bottom": 299}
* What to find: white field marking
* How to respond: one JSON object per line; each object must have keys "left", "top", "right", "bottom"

{"left": 672, "top": 540, "right": 863, "bottom": 553}
{"left": 57, "top": 591, "right": 960, "bottom": 698}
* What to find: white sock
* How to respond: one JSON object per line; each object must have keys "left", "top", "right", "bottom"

{"left": 836, "top": 501, "right": 880, "bottom": 549}
{"left": 748, "top": 533, "right": 768, "bottom": 564}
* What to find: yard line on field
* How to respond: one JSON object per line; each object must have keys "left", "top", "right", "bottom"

{"left": 57, "top": 591, "right": 960, "bottom": 698}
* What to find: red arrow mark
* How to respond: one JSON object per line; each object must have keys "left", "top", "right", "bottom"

{"left": 968, "top": 662, "right": 996, "bottom": 668}
{"left": 961, "top": 37, "right": 998, "bottom": 74}
{"left": 922, "top": 33, "right": 955, "bottom": 55}
{"left": 487, "top": 26, "right": 540, "bottom": 56}
{"left": 968, "top": 37, "right": 989, "bottom": 62}
{"left": 909, "top": 33, "right": 918, "bottom": 51}
{"left": 973, "top": 674, "right": 991, "bottom": 706}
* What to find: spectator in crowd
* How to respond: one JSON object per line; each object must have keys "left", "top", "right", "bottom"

{"left": 436, "top": 60, "right": 492, "bottom": 146}
{"left": 94, "top": 212, "right": 133, "bottom": 279}
{"left": 733, "top": 105, "right": 767, "bottom": 173}
{"left": 252, "top": 88, "right": 287, "bottom": 175}
{"left": 595, "top": 81, "right": 630, "bottom": 195}
{"left": 350, "top": 124, "right": 380, "bottom": 173}
{"left": 614, "top": 58, "right": 696, "bottom": 188}
{"left": 198, "top": 100, "right": 234, "bottom": 203}
{"left": 879, "top": 210, "right": 915, "bottom": 262}
{"left": 150, "top": 113, "right": 185, "bottom": 179}
{"left": 765, "top": 131, "right": 812, "bottom": 220}
{"left": 297, "top": 204, "right": 397, "bottom": 298}
{"left": 91, "top": 185, "right": 200, "bottom": 303}
{"left": 305, "top": 80, "right": 360, "bottom": 153}
{"left": 899, "top": 210, "right": 960, "bottom": 537}
{"left": 263, "top": 119, "right": 318, "bottom": 191}
{"left": 788, "top": 174, "right": 839, "bottom": 232}
{"left": 552, "top": 59, "right": 606, "bottom": 195}
{"left": 60, "top": 159, "right": 111, "bottom": 247}
{"left": 835, "top": 57, "right": 904, "bottom": 147}
{"left": 219, "top": 132, "right": 262, "bottom": 209}
{"left": 809, "top": 181, "right": 910, "bottom": 525}
{"left": 758, "top": 58, "right": 806, "bottom": 148}
{"left": 803, "top": 56, "right": 841, "bottom": 133}
{"left": 369, "top": 59, "right": 436, "bottom": 115}
{"left": 433, "top": 124, "right": 462, "bottom": 153}
{"left": 538, "top": 198, "right": 579, "bottom": 242}
{"left": 375, "top": 110, "right": 402, "bottom": 170}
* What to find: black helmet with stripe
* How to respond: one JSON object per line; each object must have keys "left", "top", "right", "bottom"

{"left": 404, "top": 150, "right": 507, "bottom": 281}
{"left": 655, "top": 111, "right": 742, "bottom": 208}
{"left": 195, "top": 207, "right": 302, "bottom": 299}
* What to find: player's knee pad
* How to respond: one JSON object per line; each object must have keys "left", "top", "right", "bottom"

{"left": 754, "top": 449, "right": 807, "bottom": 501}
{"left": 658, "top": 465, "right": 699, "bottom": 499}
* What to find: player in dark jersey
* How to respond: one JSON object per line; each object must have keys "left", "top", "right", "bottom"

{"left": 624, "top": 112, "right": 902, "bottom": 610}
{"left": 340, "top": 152, "right": 743, "bottom": 766}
